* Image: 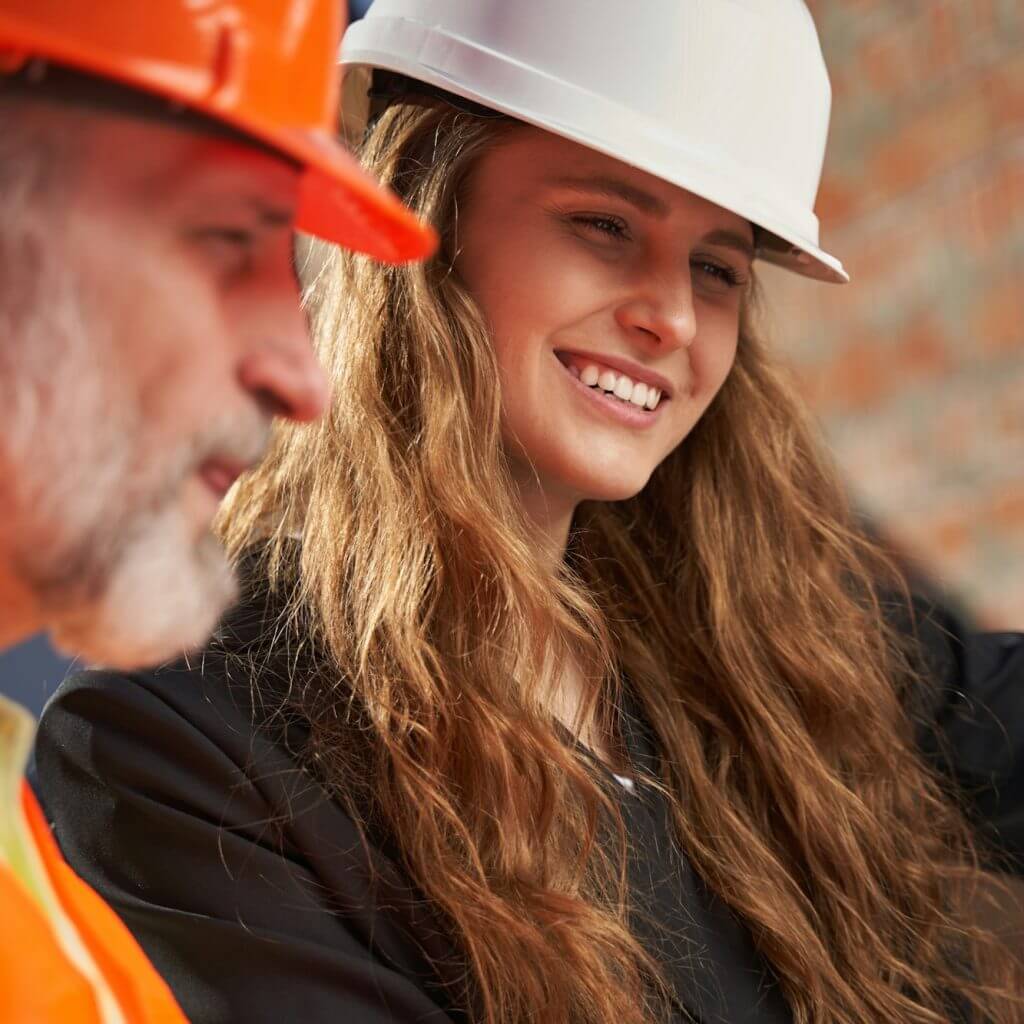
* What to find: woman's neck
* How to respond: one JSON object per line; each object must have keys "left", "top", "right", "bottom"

{"left": 513, "top": 478, "right": 576, "bottom": 568}
{"left": 512, "top": 480, "right": 613, "bottom": 762}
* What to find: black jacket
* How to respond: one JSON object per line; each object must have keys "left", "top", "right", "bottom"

{"left": 31, "top": 591, "right": 1024, "bottom": 1023}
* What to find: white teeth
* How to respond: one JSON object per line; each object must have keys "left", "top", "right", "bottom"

{"left": 568, "top": 359, "right": 663, "bottom": 411}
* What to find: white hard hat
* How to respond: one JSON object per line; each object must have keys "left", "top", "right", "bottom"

{"left": 340, "top": 0, "right": 847, "bottom": 284}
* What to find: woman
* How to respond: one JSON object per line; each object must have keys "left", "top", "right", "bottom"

{"left": 33, "top": 2, "right": 1024, "bottom": 1022}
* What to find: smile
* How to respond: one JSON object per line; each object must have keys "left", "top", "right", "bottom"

{"left": 553, "top": 351, "right": 670, "bottom": 427}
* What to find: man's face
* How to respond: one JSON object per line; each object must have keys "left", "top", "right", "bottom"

{"left": 0, "top": 106, "right": 328, "bottom": 668}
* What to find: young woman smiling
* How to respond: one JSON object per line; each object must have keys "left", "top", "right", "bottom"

{"left": 34, "top": 2, "right": 1024, "bottom": 1023}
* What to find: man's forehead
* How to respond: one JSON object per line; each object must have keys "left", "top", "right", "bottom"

{"left": 130, "top": 131, "right": 301, "bottom": 213}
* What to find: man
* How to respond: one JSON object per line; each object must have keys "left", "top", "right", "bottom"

{"left": 0, "top": 1, "right": 434, "bottom": 669}
{"left": 0, "top": 3, "right": 435, "bottom": 1020}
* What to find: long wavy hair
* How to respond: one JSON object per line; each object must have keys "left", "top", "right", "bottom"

{"left": 218, "top": 100, "right": 1023, "bottom": 1023}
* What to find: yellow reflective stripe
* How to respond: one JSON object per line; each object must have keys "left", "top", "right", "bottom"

{"left": 0, "top": 697, "right": 126, "bottom": 1024}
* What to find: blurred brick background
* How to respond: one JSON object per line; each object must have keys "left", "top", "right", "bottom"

{"left": 761, "top": 0, "right": 1024, "bottom": 627}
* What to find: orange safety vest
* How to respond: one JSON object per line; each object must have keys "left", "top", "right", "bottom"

{"left": 1, "top": 698, "right": 186, "bottom": 1024}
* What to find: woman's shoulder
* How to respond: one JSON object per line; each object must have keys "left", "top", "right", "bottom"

{"left": 45, "top": 557, "right": 318, "bottom": 747}
{"left": 38, "top": 656, "right": 263, "bottom": 777}
{"left": 32, "top": 574, "right": 408, "bottom": 906}
{"left": 31, "top": 602, "right": 467, "bottom": 1023}
{"left": 33, "top": 569, "right": 331, "bottom": 836}
{"left": 40, "top": 643, "right": 278, "bottom": 774}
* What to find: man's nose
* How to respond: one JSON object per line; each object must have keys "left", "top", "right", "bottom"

{"left": 237, "top": 324, "right": 329, "bottom": 424}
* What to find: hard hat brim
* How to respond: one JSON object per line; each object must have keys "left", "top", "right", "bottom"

{"left": 234, "top": 117, "right": 438, "bottom": 264}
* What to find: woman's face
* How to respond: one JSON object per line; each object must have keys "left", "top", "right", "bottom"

{"left": 456, "top": 129, "right": 752, "bottom": 512}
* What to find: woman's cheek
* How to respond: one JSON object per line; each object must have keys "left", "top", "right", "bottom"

{"left": 694, "top": 322, "right": 740, "bottom": 400}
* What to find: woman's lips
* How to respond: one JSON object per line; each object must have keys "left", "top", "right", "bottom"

{"left": 554, "top": 348, "right": 676, "bottom": 399}
{"left": 555, "top": 354, "right": 665, "bottom": 428}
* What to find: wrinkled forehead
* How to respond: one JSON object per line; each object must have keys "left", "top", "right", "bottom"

{"left": 57, "top": 113, "right": 301, "bottom": 222}
{"left": 140, "top": 136, "right": 300, "bottom": 206}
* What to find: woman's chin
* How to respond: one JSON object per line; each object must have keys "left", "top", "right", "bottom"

{"left": 560, "top": 467, "right": 654, "bottom": 506}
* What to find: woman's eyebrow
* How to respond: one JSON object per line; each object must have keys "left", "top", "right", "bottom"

{"left": 701, "top": 228, "right": 755, "bottom": 261}
{"left": 548, "top": 175, "right": 669, "bottom": 218}
{"left": 548, "top": 177, "right": 755, "bottom": 259}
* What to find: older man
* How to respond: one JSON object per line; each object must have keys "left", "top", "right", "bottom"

{"left": 0, "top": 3, "right": 433, "bottom": 669}
{"left": 0, "top": 3, "right": 434, "bottom": 1020}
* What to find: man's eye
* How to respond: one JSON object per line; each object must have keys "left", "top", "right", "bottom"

{"left": 191, "top": 226, "right": 257, "bottom": 275}
{"left": 195, "top": 227, "right": 255, "bottom": 248}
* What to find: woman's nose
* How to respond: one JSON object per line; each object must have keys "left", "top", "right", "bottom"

{"left": 614, "top": 274, "right": 698, "bottom": 352}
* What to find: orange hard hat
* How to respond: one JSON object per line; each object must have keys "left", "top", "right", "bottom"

{"left": 0, "top": 1, "right": 436, "bottom": 263}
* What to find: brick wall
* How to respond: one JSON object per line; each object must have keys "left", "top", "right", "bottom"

{"left": 761, "top": 0, "right": 1024, "bottom": 627}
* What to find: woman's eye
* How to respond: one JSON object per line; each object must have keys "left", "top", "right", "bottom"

{"left": 692, "top": 258, "right": 746, "bottom": 293}
{"left": 570, "top": 214, "right": 630, "bottom": 240}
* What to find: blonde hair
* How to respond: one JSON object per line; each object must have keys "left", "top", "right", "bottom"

{"left": 219, "top": 101, "right": 1023, "bottom": 1023}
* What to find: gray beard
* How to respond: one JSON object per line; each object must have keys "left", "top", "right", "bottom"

{"left": 43, "top": 510, "right": 237, "bottom": 671}
{"left": 15, "top": 447, "right": 238, "bottom": 670}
